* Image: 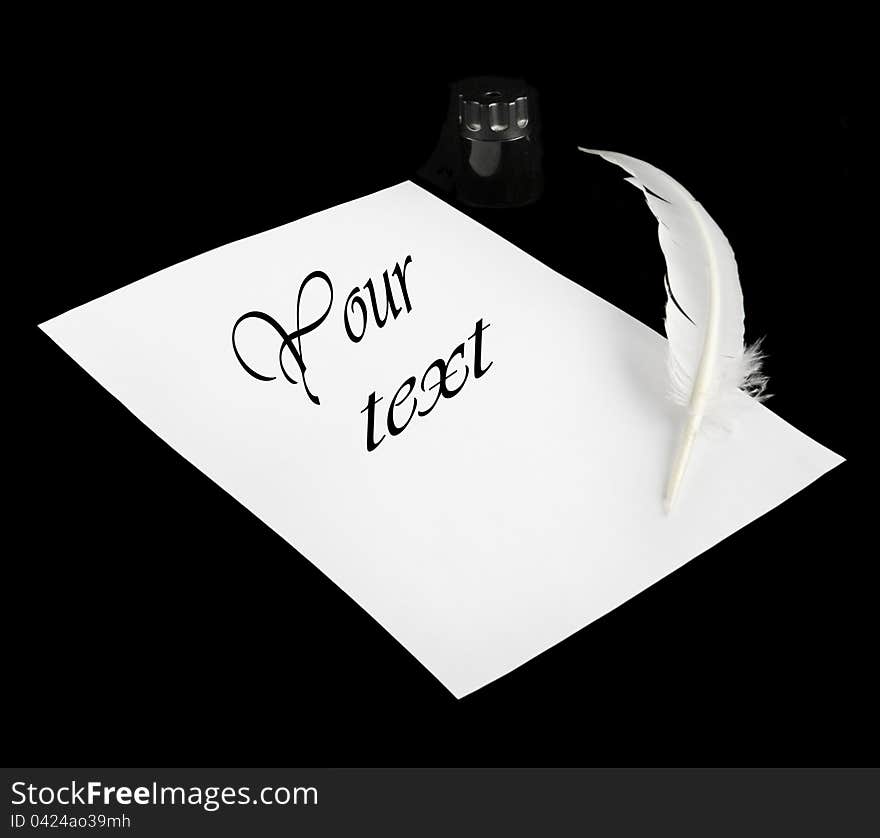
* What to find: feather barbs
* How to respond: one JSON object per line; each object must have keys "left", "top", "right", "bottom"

{"left": 578, "top": 147, "right": 768, "bottom": 509}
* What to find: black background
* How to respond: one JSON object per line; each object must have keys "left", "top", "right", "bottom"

{"left": 12, "top": 37, "right": 870, "bottom": 767}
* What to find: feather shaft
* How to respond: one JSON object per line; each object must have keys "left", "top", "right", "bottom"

{"left": 664, "top": 191, "right": 721, "bottom": 510}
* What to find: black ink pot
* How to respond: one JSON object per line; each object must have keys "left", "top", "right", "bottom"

{"left": 418, "top": 76, "right": 543, "bottom": 209}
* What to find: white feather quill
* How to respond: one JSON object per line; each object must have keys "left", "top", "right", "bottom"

{"left": 578, "top": 148, "right": 768, "bottom": 511}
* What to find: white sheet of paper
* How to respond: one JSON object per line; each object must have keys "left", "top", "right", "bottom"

{"left": 40, "top": 182, "right": 843, "bottom": 697}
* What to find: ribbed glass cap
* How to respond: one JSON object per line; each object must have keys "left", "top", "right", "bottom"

{"left": 457, "top": 77, "right": 531, "bottom": 142}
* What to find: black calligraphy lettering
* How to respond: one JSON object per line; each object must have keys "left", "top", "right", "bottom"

{"left": 233, "top": 254, "right": 490, "bottom": 453}
{"left": 418, "top": 360, "right": 445, "bottom": 417}
{"left": 344, "top": 286, "right": 369, "bottom": 343}
{"left": 392, "top": 255, "right": 413, "bottom": 313}
{"left": 388, "top": 376, "right": 417, "bottom": 436}
{"left": 360, "top": 391, "right": 386, "bottom": 451}
{"left": 366, "top": 317, "right": 493, "bottom": 451}
{"left": 468, "top": 318, "right": 493, "bottom": 378}
{"left": 344, "top": 255, "right": 414, "bottom": 343}
{"left": 363, "top": 271, "right": 402, "bottom": 328}
{"left": 231, "top": 270, "right": 333, "bottom": 405}
{"left": 441, "top": 343, "right": 469, "bottom": 398}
